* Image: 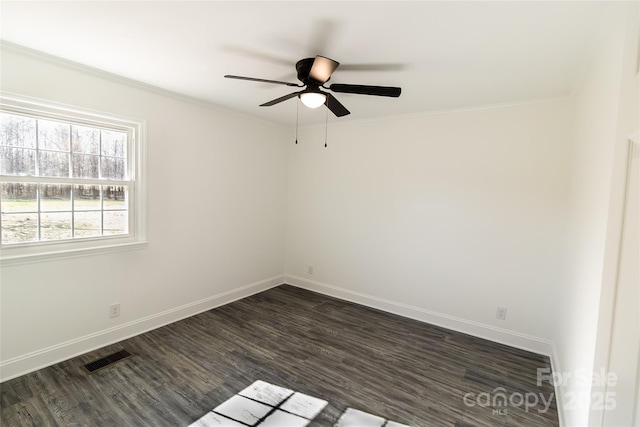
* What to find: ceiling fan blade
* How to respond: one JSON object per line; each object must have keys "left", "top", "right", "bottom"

{"left": 328, "top": 83, "right": 401, "bottom": 97}
{"left": 260, "top": 91, "right": 305, "bottom": 107}
{"left": 309, "top": 56, "right": 340, "bottom": 84}
{"left": 225, "top": 75, "right": 302, "bottom": 87}
{"left": 324, "top": 93, "right": 350, "bottom": 117}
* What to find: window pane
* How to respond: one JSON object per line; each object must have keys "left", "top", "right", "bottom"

{"left": 73, "top": 185, "right": 101, "bottom": 211}
{"left": 74, "top": 211, "right": 101, "bottom": 238}
{"left": 39, "top": 150, "right": 70, "bottom": 177}
{"left": 103, "top": 210, "right": 127, "bottom": 235}
{"left": 2, "top": 213, "right": 38, "bottom": 243}
{"left": 0, "top": 101, "right": 138, "bottom": 250}
{"left": 71, "top": 125, "right": 99, "bottom": 154}
{"left": 1, "top": 113, "right": 36, "bottom": 148}
{"left": 104, "top": 185, "right": 126, "bottom": 210}
{"left": 41, "top": 184, "right": 71, "bottom": 212}
{"left": 1, "top": 147, "right": 36, "bottom": 175}
{"left": 101, "top": 130, "right": 126, "bottom": 157}
{"left": 37, "top": 119, "right": 70, "bottom": 152}
{"left": 1, "top": 183, "right": 37, "bottom": 213}
{"left": 72, "top": 153, "right": 99, "bottom": 178}
{"left": 101, "top": 157, "right": 125, "bottom": 180}
{"left": 40, "top": 212, "right": 72, "bottom": 241}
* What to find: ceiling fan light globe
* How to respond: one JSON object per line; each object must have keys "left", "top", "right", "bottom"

{"left": 300, "top": 92, "right": 327, "bottom": 109}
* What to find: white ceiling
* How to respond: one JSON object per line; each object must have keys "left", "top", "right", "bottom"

{"left": 1, "top": 1, "right": 615, "bottom": 126}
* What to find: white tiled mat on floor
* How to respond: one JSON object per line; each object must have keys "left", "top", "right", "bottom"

{"left": 260, "top": 409, "right": 309, "bottom": 427}
{"left": 280, "top": 392, "right": 328, "bottom": 419}
{"left": 335, "top": 408, "right": 386, "bottom": 427}
{"left": 188, "top": 380, "right": 410, "bottom": 427}
{"left": 213, "top": 395, "right": 272, "bottom": 425}
{"left": 188, "top": 411, "right": 246, "bottom": 427}
{"left": 239, "top": 380, "right": 294, "bottom": 406}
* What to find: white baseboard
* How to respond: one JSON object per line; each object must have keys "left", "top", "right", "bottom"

{"left": 0, "top": 275, "right": 284, "bottom": 383}
{"left": 285, "top": 275, "right": 555, "bottom": 358}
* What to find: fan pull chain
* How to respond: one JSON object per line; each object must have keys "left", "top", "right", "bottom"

{"left": 295, "top": 99, "right": 299, "bottom": 144}
{"left": 324, "top": 106, "right": 328, "bottom": 148}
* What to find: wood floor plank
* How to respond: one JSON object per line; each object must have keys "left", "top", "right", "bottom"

{"left": 0, "top": 285, "right": 559, "bottom": 426}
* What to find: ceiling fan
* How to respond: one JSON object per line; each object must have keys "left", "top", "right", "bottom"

{"left": 225, "top": 55, "right": 401, "bottom": 117}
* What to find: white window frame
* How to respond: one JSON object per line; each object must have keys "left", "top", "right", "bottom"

{"left": 0, "top": 93, "right": 147, "bottom": 265}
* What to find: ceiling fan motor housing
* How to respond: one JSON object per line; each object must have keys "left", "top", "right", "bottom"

{"left": 296, "top": 58, "right": 320, "bottom": 84}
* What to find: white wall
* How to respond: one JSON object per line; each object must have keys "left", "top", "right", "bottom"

{"left": 0, "top": 46, "right": 289, "bottom": 380}
{"left": 556, "top": 3, "right": 638, "bottom": 425}
{"left": 593, "top": 4, "right": 639, "bottom": 426}
{"left": 286, "top": 99, "right": 572, "bottom": 351}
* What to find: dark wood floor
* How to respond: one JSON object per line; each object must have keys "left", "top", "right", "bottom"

{"left": 0, "top": 285, "right": 558, "bottom": 426}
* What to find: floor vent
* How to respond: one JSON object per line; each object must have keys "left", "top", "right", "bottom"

{"left": 83, "top": 349, "right": 132, "bottom": 373}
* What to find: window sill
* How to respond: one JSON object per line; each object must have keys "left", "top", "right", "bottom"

{"left": 1, "top": 240, "right": 149, "bottom": 267}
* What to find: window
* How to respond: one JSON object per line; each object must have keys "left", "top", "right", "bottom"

{"left": 0, "top": 95, "right": 146, "bottom": 263}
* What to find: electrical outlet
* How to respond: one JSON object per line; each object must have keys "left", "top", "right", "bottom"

{"left": 110, "top": 303, "right": 121, "bottom": 318}
{"left": 496, "top": 307, "right": 507, "bottom": 320}
{"left": 307, "top": 265, "right": 314, "bottom": 275}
